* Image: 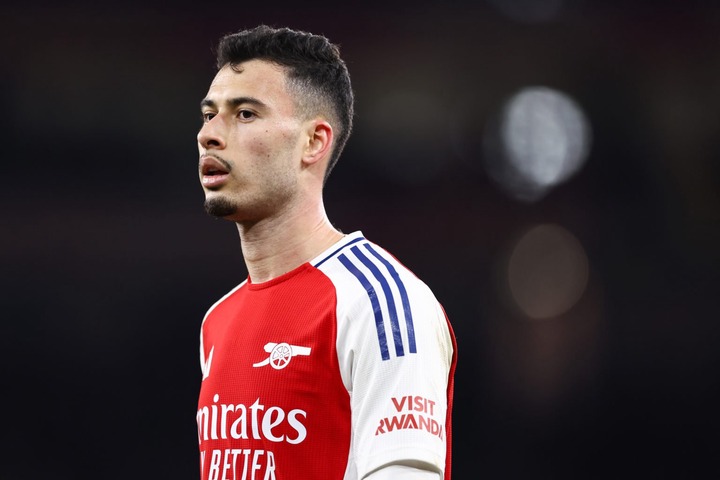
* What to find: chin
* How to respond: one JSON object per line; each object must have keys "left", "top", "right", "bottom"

{"left": 204, "top": 196, "right": 239, "bottom": 218}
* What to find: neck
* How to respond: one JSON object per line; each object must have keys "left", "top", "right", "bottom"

{"left": 236, "top": 198, "right": 343, "bottom": 284}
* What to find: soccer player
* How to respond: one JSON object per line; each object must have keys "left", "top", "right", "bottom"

{"left": 195, "top": 25, "right": 457, "bottom": 480}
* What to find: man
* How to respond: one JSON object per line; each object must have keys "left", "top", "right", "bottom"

{"left": 195, "top": 25, "right": 456, "bottom": 480}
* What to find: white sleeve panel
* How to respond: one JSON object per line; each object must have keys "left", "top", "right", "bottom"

{"left": 364, "top": 464, "right": 441, "bottom": 480}
{"left": 318, "top": 239, "right": 453, "bottom": 480}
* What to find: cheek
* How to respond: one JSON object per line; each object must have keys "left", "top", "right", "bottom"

{"left": 233, "top": 121, "right": 302, "bottom": 170}
{"left": 238, "top": 138, "right": 288, "bottom": 185}
{"left": 243, "top": 129, "right": 282, "bottom": 157}
{"left": 256, "top": 129, "right": 301, "bottom": 163}
{"left": 248, "top": 139, "right": 273, "bottom": 161}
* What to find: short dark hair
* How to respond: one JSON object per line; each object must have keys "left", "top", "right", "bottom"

{"left": 216, "top": 25, "right": 354, "bottom": 182}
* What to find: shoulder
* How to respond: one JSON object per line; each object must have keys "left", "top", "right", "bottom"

{"left": 313, "top": 232, "right": 437, "bottom": 307}
{"left": 313, "top": 233, "right": 448, "bottom": 359}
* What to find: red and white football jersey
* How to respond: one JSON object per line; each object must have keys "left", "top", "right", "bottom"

{"left": 197, "top": 232, "right": 456, "bottom": 480}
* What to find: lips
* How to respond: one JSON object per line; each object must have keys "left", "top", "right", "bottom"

{"left": 200, "top": 155, "right": 231, "bottom": 188}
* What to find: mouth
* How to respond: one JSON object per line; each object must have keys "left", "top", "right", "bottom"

{"left": 200, "top": 155, "right": 231, "bottom": 189}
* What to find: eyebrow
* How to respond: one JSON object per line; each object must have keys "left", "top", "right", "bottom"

{"left": 200, "top": 96, "right": 267, "bottom": 110}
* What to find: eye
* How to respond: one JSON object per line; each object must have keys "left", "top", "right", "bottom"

{"left": 201, "top": 112, "right": 216, "bottom": 123}
{"left": 238, "top": 110, "right": 256, "bottom": 121}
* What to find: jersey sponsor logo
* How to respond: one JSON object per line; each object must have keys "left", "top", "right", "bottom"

{"left": 197, "top": 394, "right": 308, "bottom": 445}
{"left": 374, "top": 395, "right": 444, "bottom": 440}
{"left": 201, "top": 448, "right": 275, "bottom": 480}
{"left": 197, "top": 394, "right": 308, "bottom": 479}
{"left": 338, "top": 243, "right": 417, "bottom": 361}
{"left": 252, "top": 342, "right": 311, "bottom": 370}
{"left": 202, "top": 346, "right": 215, "bottom": 380}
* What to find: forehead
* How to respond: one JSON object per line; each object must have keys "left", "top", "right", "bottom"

{"left": 205, "top": 59, "right": 295, "bottom": 112}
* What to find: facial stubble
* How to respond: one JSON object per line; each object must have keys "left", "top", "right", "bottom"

{"left": 204, "top": 196, "right": 239, "bottom": 218}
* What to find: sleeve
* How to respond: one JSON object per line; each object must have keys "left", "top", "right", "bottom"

{"left": 364, "top": 464, "right": 441, "bottom": 480}
{"left": 334, "top": 258, "right": 454, "bottom": 479}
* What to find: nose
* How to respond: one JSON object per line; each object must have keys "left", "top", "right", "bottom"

{"left": 197, "top": 117, "right": 226, "bottom": 150}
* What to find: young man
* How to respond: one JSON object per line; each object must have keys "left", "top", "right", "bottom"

{"left": 195, "top": 26, "right": 456, "bottom": 480}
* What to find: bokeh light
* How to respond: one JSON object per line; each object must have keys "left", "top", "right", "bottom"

{"left": 484, "top": 86, "right": 592, "bottom": 201}
{"left": 507, "top": 223, "right": 589, "bottom": 319}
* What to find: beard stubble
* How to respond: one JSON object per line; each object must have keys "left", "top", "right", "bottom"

{"left": 204, "top": 196, "right": 238, "bottom": 218}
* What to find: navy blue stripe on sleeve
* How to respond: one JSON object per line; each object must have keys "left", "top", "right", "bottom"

{"left": 338, "top": 253, "right": 390, "bottom": 361}
{"left": 350, "top": 245, "right": 404, "bottom": 357}
{"left": 364, "top": 244, "right": 417, "bottom": 354}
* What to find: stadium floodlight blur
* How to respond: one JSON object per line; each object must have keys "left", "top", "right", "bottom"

{"left": 484, "top": 86, "right": 591, "bottom": 202}
{"left": 506, "top": 223, "right": 589, "bottom": 319}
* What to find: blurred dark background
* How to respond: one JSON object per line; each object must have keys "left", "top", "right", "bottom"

{"left": 2, "top": 1, "right": 719, "bottom": 478}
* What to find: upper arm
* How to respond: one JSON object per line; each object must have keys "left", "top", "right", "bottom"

{"left": 363, "top": 463, "right": 442, "bottom": 480}
{"left": 334, "top": 261, "right": 454, "bottom": 478}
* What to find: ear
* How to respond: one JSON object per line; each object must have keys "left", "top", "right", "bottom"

{"left": 302, "top": 119, "right": 334, "bottom": 168}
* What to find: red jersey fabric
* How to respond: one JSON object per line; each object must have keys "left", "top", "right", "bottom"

{"left": 197, "top": 232, "right": 456, "bottom": 480}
